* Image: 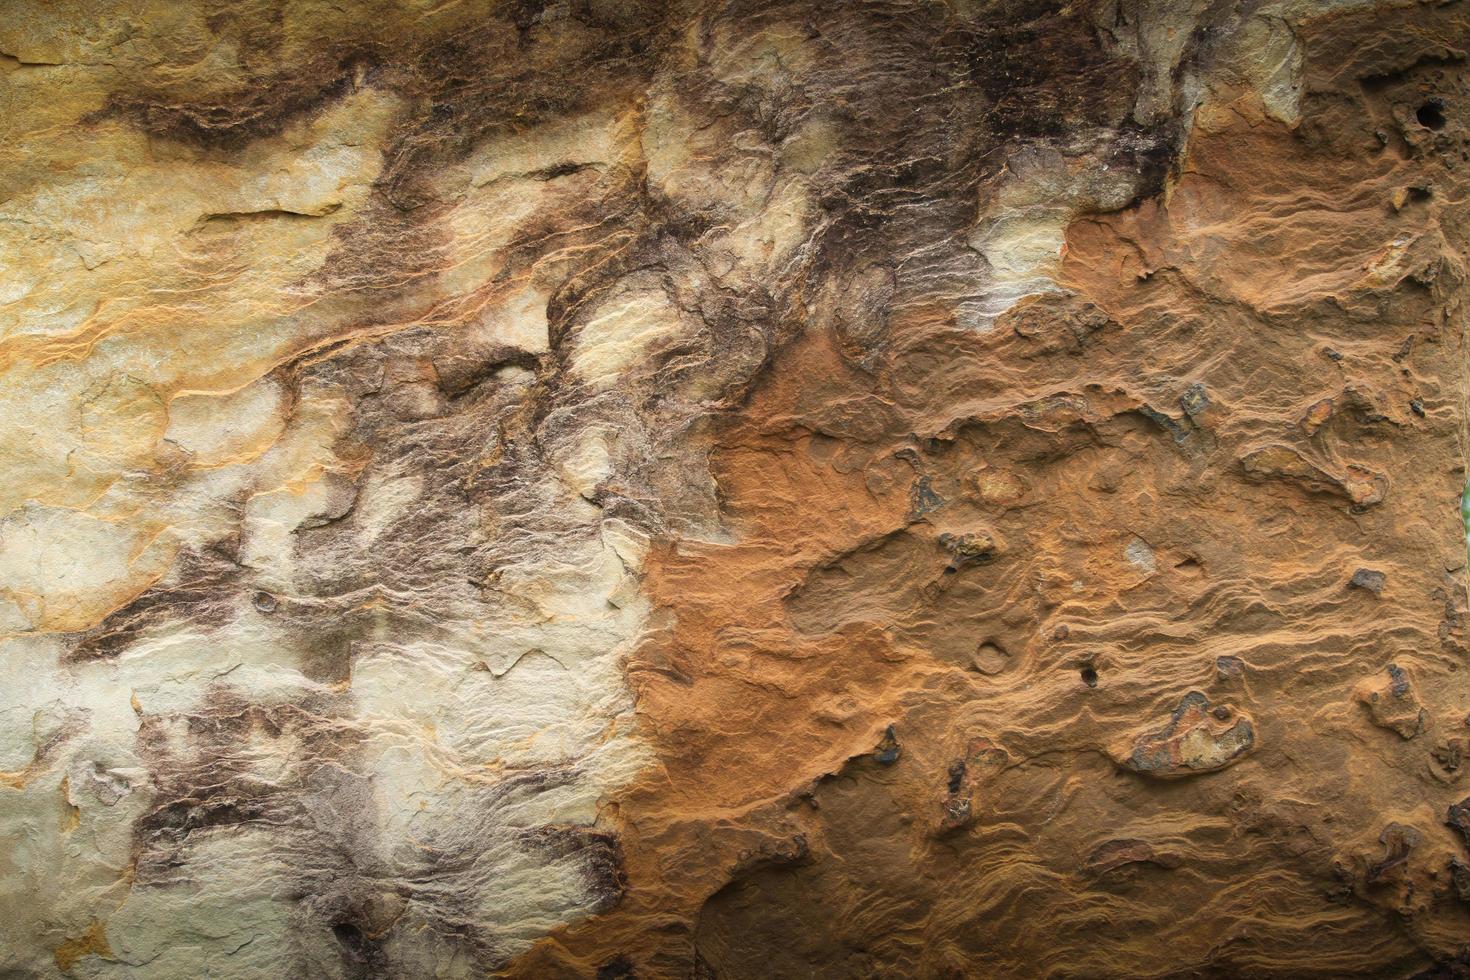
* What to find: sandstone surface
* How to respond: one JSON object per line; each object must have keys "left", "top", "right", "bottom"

{"left": 2, "top": 0, "right": 1470, "bottom": 977}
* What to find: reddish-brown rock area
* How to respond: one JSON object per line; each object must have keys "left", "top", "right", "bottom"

{"left": 3, "top": 1, "right": 1470, "bottom": 977}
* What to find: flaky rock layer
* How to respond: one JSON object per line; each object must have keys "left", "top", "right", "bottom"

{"left": 2, "top": 0, "right": 1470, "bottom": 977}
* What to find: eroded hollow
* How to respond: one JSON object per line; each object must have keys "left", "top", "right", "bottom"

{"left": 1417, "top": 99, "right": 1447, "bottom": 130}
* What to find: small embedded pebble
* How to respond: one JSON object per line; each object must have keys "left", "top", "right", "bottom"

{"left": 874, "top": 725, "right": 901, "bottom": 764}
{"left": 1349, "top": 568, "right": 1386, "bottom": 594}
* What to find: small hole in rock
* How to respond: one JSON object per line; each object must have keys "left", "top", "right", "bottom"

{"left": 1417, "top": 100, "right": 1446, "bottom": 130}
{"left": 1080, "top": 666, "right": 1098, "bottom": 687}
{"left": 331, "top": 922, "right": 370, "bottom": 962}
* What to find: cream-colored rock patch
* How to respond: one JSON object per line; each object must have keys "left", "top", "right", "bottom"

{"left": 0, "top": 505, "right": 169, "bottom": 632}
{"left": 160, "top": 378, "right": 288, "bottom": 468}
{"left": 571, "top": 286, "right": 690, "bottom": 386}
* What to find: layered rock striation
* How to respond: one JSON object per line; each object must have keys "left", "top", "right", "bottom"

{"left": 2, "top": 0, "right": 1470, "bottom": 976}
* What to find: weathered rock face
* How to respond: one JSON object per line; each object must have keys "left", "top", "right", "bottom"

{"left": 2, "top": 0, "right": 1469, "bottom": 977}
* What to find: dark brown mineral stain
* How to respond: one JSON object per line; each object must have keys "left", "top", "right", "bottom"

{"left": 528, "top": 826, "right": 629, "bottom": 916}
{"left": 959, "top": 0, "right": 1140, "bottom": 139}
{"left": 93, "top": 48, "right": 384, "bottom": 151}
{"left": 66, "top": 545, "right": 243, "bottom": 663}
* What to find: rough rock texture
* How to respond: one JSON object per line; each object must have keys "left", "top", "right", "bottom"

{"left": 2, "top": 0, "right": 1470, "bottom": 977}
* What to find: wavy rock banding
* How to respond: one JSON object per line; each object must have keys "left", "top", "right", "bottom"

{"left": 2, "top": 0, "right": 1470, "bottom": 977}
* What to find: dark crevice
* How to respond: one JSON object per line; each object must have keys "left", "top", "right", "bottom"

{"left": 1418, "top": 99, "right": 1447, "bottom": 130}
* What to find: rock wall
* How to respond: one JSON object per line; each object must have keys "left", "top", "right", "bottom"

{"left": 2, "top": 1, "right": 1469, "bottom": 977}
